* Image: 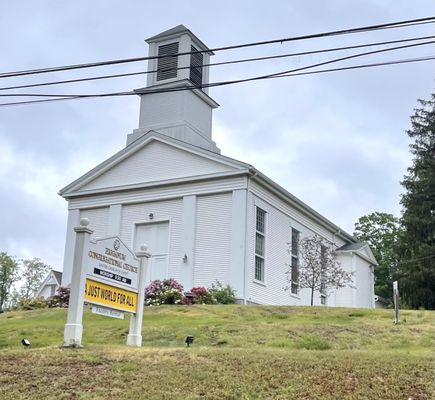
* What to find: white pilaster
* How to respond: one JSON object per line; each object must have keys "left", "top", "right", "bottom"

{"left": 244, "top": 191, "right": 254, "bottom": 304}
{"left": 180, "top": 195, "right": 196, "bottom": 290}
{"left": 146, "top": 42, "right": 157, "bottom": 87}
{"left": 127, "top": 245, "right": 150, "bottom": 347}
{"left": 61, "top": 209, "right": 80, "bottom": 287}
{"left": 230, "top": 189, "right": 247, "bottom": 300}
{"left": 63, "top": 218, "right": 93, "bottom": 347}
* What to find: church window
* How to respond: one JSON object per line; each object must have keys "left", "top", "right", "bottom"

{"left": 255, "top": 207, "right": 266, "bottom": 282}
{"left": 290, "top": 228, "right": 300, "bottom": 294}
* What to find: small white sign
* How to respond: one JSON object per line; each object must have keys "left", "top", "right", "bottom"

{"left": 87, "top": 236, "right": 139, "bottom": 292}
{"left": 92, "top": 305, "right": 125, "bottom": 319}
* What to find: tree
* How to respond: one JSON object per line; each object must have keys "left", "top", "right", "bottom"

{"left": 399, "top": 93, "right": 435, "bottom": 309}
{"left": 286, "top": 235, "right": 353, "bottom": 306}
{"left": 354, "top": 212, "right": 401, "bottom": 300}
{"left": 19, "top": 258, "right": 51, "bottom": 300}
{"left": 0, "top": 252, "right": 19, "bottom": 312}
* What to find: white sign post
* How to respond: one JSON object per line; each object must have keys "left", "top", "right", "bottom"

{"left": 63, "top": 218, "right": 93, "bottom": 347}
{"left": 63, "top": 218, "right": 149, "bottom": 347}
{"left": 127, "top": 245, "right": 150, "bottom": 347}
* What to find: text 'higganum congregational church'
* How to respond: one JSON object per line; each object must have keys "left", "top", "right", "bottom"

{"left": 59, "top": 25, "right": 377, "bottom": 307}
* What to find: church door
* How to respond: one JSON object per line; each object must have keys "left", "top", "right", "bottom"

{"left": 134, "top": 221, "right": 170, "bottom": 282}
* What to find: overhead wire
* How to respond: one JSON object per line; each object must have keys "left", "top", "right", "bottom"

{"left": 1, "top": 16, "right": 435, "bottom": 79}
{"left": 1, "top": 34, "right": 435, "bottom": 93}
{"left": 1, "top": 37, "right": 434, "bottom": 103}
{"left": 397, "top": 253, "right": 435, "bottom": 265}
{"left": 1, "top": 54, "right": 434, "bottom": 107}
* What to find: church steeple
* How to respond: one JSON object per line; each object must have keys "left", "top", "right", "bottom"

{"left": 127, "top": 25, "right": 220, "bottom": 153}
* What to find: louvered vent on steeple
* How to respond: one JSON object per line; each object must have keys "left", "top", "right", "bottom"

{"left": 157, "top": 42, "right": 179, "bottom": 81}
{"left": 189, "top": 45, "right": 203, "bottom": 87}
{"left": 129, "top": 25, "right": 220, "bottom": 152}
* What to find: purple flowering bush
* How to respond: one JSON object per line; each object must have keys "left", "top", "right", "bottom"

{"left": 144, "top": 278, "right": 184, "bottom": 306}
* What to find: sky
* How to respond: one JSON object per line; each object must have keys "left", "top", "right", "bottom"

{"left": 0, "top": 1, "right": 434, "bottom": 271}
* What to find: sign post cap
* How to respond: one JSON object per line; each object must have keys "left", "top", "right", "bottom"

{"left": 80, "top": 218, "right": 90, "bottom": 227}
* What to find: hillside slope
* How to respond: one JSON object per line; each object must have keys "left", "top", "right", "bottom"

{"left": 0, "top": 305, "right": 433, "bottom": 399}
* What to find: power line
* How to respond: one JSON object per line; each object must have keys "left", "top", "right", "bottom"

{"left": 280, "top": 55, "right": 435, "bottom": 77}
{"left": 1, "top": 16, "right": 434, "bottom": 79}
{"left": 2, "top": 38, "right": 434, "bottom": 100}
{"left": 1, "top": 54, "right": 433, "bottom": 107}
{"left": 397, "top": 253, "right": 435, "bottom": 265}
{"left": 2, "top": 34, "right": 435, "bottom": 93}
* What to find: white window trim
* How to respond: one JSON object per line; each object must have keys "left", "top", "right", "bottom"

{"left": 254, "top": 206, "right": 266, "bottom": 284}
{"left": 320, "top": 245, "right": 327, "bottom": 303}
{"left": 290, "top": 228, "right": 300, "bottom": 295}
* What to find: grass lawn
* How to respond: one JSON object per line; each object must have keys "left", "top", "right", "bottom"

{"left": 0, "top": 305, "right": 434, "bottom": 399}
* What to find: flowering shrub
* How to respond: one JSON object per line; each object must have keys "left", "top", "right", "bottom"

{"left": 144, "top": 279, "right": 184, "bottom": 306}
{"left": 18, "top": 297, "right": 49, "bottom": 310}
{"left": 47, "top": 286, "right": 70, "bottom": 308}
{"left": 208, "top": 281, "right": 236, "bottom": 304}
{"left": 190, "top": 286, "right": 215, "bottom": 304}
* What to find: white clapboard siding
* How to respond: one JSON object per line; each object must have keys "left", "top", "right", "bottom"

{"left": 334, "top": 253, "right": 355, "bottom": 307}
{"left": 120, "top": 199, "right": 183, "bottom": 282}
{"left": 247, "top": 191, "right": 352, "bottom": 306}
{"left": 69, "top": 176, "right": 247, "bottom": 210}
{"left": 82, "top": 140, "right": 234, "bottom": 191}
{"left": 248, "top": 195, "right": 302, "bottom": 305}
{"left": 139, "top": 90, "right": 213, "bottom": 144}
{"left": 80, "top": 207, "right": 110, "bottom": 239}
{"left": 250, "top": 181, "right": 347, "bottom": 248}
{"left": 355, "top": 256, "right": 374, "bottom": 308}
{"left": 194, "top": 192, "right": 232, "bottom": 287}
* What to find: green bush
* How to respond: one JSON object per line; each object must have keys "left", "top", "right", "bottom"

{"left": 208, "top": 282, "right": 236, "bottom": 304}
{"left": 47, "top": 287, "right": 70, "bottom": 308}
{"left": 17, "top": 297, "right": 48, "bottom": 310}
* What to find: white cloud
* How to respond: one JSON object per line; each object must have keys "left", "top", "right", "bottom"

{"left": 0, "top": 0, "right": 433, "bottom": 268}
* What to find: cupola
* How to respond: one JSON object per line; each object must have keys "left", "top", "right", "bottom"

{"left": 127, "top": 25, "right": 220, "bottom": 153}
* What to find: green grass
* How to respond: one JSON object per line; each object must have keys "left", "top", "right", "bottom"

{"left": 0, "top": 305, "right": 434, "bottom": 399}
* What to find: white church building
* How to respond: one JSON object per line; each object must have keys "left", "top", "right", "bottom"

{"left": 59, "top": 25, "right": 376, "bottom": 308}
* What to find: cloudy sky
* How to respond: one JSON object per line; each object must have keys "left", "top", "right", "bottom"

{"left": 1, "top": 1, "right": 434, "bottom": 270}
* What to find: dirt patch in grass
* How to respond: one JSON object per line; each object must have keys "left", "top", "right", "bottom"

{"left": 0, "top": 347, "right": 433, "bottom": 399}
{"left": 1, "top": 306, "right": 434, "bottom": 399}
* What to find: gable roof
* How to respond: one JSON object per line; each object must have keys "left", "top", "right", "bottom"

{"left": 59, "top": 130, "right": 250, "bottom": 197}
{"left": 146, "top": 24, "right": 213, "bottom": 54}
{"left": 52, "top": 270, "right": 63, "bottom": 285}
{"left": 59, "top": 129, "right": 359, "bottom": 245}
{"left": 337, "top": 242, "right": 367, "bottom": 251}
{"left": 337, "top": 242, "right": 378, "bottom": 265}
{"left": 34, "top": 270, "right": 63, "bottom": 298}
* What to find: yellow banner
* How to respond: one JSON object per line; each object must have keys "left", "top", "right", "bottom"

{"left": 84, "top": 279, "right": 137, "bottom": 313}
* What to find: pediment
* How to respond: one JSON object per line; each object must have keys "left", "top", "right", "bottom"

{"left": 46, "top": 275, "right": 58, "bottom": 285}
{"left": 357, "top": 245, "right": 378, "bottom": 265}
{"left": 60, "top": 133, "right": 248, "bottom": 196}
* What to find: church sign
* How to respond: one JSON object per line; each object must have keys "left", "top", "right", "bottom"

{"left": 63, "top": 218, "right": 150, "bottom": 348}
{"left": 85, "top": 278, "right": 137, "bottom": 313}
{"left": 87, "top": 237, "right": 139, "bottom": 292}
